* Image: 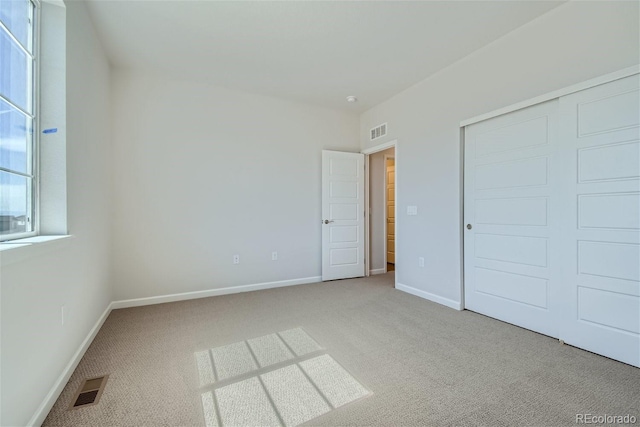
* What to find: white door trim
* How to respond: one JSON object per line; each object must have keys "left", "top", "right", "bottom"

{"left": 362, "top": 139, "right": 397, "bottom": 155}
{"left": 461, "top": 65, "right": 640, "bottom": 127}
{"left": 364, "top": 155, "right": 371, "bottom": 276}
{"left": 362, "top": 140, "right": 398, "bottom": 286}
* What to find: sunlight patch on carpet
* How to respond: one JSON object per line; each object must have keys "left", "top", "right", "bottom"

{"left": 211, "top": 341, "right": 258, "bottom": 381}
{"left": 196, "top": 329, "right": 371, "bottom": 426}
{"left": 260, "top": 364, "right": 331, "bottom": 426}
{"left": 201, "top": 391, "right": 218, "bottom": 427}
{"left": 216, "top": 377, "right": 281, "bottom": 426}
{"left": 278, "top": 328, "right": 323, "bottom": 356}
{"left": 196, "top": 328, "right": 322, "bottom": 386}
{"left": 248, "top": 333, "right": 295, "bottom": 368}
{"left": 300, "top": 354, "right": 370, "bottom": 408}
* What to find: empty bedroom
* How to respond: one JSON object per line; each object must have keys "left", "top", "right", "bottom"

{"left": 1, "top": 0, "right": 639, "bottom": 426}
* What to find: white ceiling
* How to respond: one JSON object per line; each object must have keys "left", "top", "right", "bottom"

{"left": 84, "top": 0, "right": 564, "bottom": 112}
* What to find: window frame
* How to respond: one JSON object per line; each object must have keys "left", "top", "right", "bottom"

{"left": 0, "top": 0, "right": 40, "bottom": 242}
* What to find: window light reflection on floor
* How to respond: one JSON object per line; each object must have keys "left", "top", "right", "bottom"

{"left": 195, "top": 328, "right": 371, "bottom": 427}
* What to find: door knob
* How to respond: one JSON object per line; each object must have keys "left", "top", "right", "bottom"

{"left": 466, "top": 224, "right": 472, "bottom": 230}
{"left": 324, "top": 220, "right": 334, "bottom": 224}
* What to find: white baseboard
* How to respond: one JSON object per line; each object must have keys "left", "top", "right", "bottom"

{"left": 28, "top": 275, "right": 322, "bottom": 425}
{"left": 111, "top": 276, "right": 322, "bottom": 309}
{"left": 28, "top": 302, "right": 113, "bottom": 427}
{"left": 369, "top": 268, "right": 386, "bottom": 275}
{"left": 396, "top": 282, "right": 462, "bottom": 310}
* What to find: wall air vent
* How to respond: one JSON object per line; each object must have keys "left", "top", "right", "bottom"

{"left": 370, "top": 123, "right": 387, "bottom": 141}
{"left": 69, "top": 375, "right": 108, "bottom": 410}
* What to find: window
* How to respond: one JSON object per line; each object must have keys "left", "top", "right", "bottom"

{"left": 0, "top": 0, "right": 37, "bottom": 241}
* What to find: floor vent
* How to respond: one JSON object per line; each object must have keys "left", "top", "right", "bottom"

{"left": 70, "top": 375, "right": 108, "bottom": 409}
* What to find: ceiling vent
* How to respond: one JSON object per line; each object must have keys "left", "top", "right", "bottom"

{"left": 370, "top": 123, "right": 387, "bottom": 141}
{"left": 69, "top": 375, "right": 108, "bottom": 410}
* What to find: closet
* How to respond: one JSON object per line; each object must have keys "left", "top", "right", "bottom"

{"left": 464, "top": 73, "right": 639, "bottom": 367}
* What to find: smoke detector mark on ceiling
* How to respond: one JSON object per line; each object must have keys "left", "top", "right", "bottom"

{"left": 370, "top": 123, "right": 387, "bottom": 141}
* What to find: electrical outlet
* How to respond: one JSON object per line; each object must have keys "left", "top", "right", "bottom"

{"left": 418, "top": 257, "right": 425, "bottom": 268}
{"left": 272, "top": 251, "right": 278, "bottom": 261}
{"left": 61, "top": 305, "right": 65, "bottom": 326}
{"left": 233, "top": 255, "right": 240, "bottom": 264}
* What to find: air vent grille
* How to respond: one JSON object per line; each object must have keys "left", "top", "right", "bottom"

{"left": 74, "top": 390, "right": 99, "bottom": 407}
{"left": 70, "top": 375, "right": 108, "bottom": 410}
{"left": 370, "top": 123, "right": 387, "bottom": 141}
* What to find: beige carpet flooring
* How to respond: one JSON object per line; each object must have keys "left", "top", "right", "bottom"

{"left": 43, "top": 273, "right": 640, "bottom": 426}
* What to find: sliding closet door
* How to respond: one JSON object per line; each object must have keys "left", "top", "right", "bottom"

{"left": 464, "top": 100, "right": 561, "bottom": 338}
{"left": 558, "top": 75, "right": 640, "bottom": 367}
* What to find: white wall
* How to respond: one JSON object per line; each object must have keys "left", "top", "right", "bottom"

{"left": 369, "top": 147, "right": 394, "bottom": 272}
{"left": 0, "top": 1, "right": 113, "bottom": 425}
{"left": 360, "top": 1, "right": 640, "bottom": 307}
{"left": 111, "top": 72, "right": 360, "bottom": 301}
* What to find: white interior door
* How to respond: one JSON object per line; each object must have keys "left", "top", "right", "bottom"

{"left": 464, "top": 100, "right": 561, "bottom": 338}
{"left": 558, "top": 75, "right": 640, "bottom": 367}
{"left": 322, "top": 150, "right": 365, "bottom": 281}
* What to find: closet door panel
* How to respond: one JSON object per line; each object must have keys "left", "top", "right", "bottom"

{"left": 464, "top": 100, "right": 561, "bottom": 338}
{"left": 558, "top": 74, "right": 640, "bottom": 367}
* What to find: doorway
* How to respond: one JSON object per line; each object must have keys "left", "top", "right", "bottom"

{"left": 364, "top": 144, "right": 396, "bottom": 276}
{"left": 385, "top": 156, "right": 395, "bottom": 272}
